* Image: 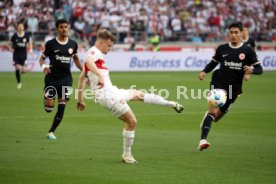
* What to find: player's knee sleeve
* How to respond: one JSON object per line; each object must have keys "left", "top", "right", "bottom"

{"left": 56, "top": 103, "right": 66, "bottom": 119}
{"left": 44, "top": 105, "right": 54, "bottom": 113}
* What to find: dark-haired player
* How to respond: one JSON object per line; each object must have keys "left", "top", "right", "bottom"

{"left": 10, "top": 22, "right": 32, "bottom": 89}
{"left": 39, "top": 19, "right": 83, "bottom": 140}
{"left": 197, "top": 22, "right": 263, "bottom": 151}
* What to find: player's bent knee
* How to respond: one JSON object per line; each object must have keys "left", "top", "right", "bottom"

{"left": 127, "top": 118, "right": 137, "bottom": 129}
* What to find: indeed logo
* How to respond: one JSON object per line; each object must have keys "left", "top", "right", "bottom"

{"left": 55, "top": 55, "right": 71, "bottom": 63}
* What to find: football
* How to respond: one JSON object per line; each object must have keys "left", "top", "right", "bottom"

{"left": 207, "top": 89, "right": 227, "bottom": 108}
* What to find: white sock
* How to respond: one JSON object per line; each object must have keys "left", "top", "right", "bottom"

{"left": 123, "top": 129, "right": 135, "bottom": 156}
{"left": 143, "top": 94, "right": 175, "bottom": 107}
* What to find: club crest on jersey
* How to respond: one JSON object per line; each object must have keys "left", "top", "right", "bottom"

{"left": 23, "top": 38, "right": 26, "bottom": 43}
{"left": 68, "top": 48, "right": 73, "bottom": 54}
{"left": 239, "top": 53, "right": 245, "bottom": 60}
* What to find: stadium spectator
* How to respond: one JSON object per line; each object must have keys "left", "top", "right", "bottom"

{"left": 0, "top": 0, "right": 274, "bottom": 44}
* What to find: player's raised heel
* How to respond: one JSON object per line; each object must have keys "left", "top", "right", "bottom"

{"left": 47, "top": 132, "right": 57, "bottom": 140}
{"left": 121, "top": 154, "right": 138, "bottom": 164}
{"left": 198, "top": 139, "right": 210, "bottom": 151}
{"left": 173, "top": 102, "right": 184, "bottom": 113}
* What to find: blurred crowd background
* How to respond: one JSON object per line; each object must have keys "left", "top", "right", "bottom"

{"left": 0, "top": 0, "right": 275, "bottom": 50}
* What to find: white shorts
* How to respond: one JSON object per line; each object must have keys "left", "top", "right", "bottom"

{"left": 94, "top": 86, "right": 133, "bottom": 117}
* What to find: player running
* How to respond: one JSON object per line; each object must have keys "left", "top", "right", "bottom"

{"left": 10, "top": 22, "right": 32, "bottom": 89}
{"left": 197, "top": 22, "right": 263, "bottom": 151}
{"left": 77, "top": 29, "right": 184, "bottom": 164}
{"left": 39, "top": 19, "right": 83, "bottom": 140}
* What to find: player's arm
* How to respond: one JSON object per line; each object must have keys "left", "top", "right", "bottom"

{"left": 243, "top": 49, "right": 263, "bottom": 75}
{"left": 244, "top": 63, "right": 263, "bottom": 75}
{"left": 199, "top": 60, "right": 218, "bottom": 80}
{"left": 39, "top": 42, "right": 51, "bottom": 74}
{"left": 77, "top": 69, "right": 86, "bottom": 111}
{"left": 73, "top": 54, "right": 83, "bottom": 71}
{"left": 199, "top": 46, "right": 220, "bottom": 80}
{"left": 85, "top": 55, "right": 104, "bottom": 88}
{"left": 9, "top": 36, "right": 14, "bottom": 52}
{"left": 28, "top": 40, "right": 33, "bottom": 53}
{"left": 39, "top": 54, "right": 51, "bottom": 74}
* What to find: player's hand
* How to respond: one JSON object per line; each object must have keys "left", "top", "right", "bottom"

{"left": 199, "top": 71, "right": 206, "bottom": 80}
{"left": 77, "top": 101, "right": 86, "bottom": 111}
{"left": 43, "top": 67, "right": 51, "bottom": 75}
{"left": 85, "top": 77, "right": 91, "bottom": 86}
{"left": 243, "top": 65, "right": 253, "bottom": 74}
{"left": 97, "top": 76, "right": 104, "bottom": 89}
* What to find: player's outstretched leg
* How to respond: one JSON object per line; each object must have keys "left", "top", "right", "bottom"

{"left": 47, "top": 100, "right": 66, "bottom": 140}
{"left": 119, "top": 110, "right": 138, "bottom": 164}
{"left": 131, "top": 91, "right": 184, "bottom": 113}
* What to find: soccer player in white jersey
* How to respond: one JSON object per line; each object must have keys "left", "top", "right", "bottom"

{"left": 77, "top": 29, "right": 184, "bottom": 164}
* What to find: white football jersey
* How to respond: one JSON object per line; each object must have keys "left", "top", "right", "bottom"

{"left": 84, "top": 46, "right": 112, "bottom": 90}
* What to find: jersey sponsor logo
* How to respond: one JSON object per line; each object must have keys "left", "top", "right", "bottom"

{"left": 55, "top": 55, "right": 71, "bottom": 63}
{"left": 222, "top": 54, "right": 228, "bottom": 57}
{"left": 239, "top": 53, "right": 245, "bottom": 60}
{"left": 68, "top": 48, "right": 73, "bottom": 54}
{"left": 224, "top": 61, "right": 242, "bottom": 69}
{"left": 17, "top": 43, "right": 26, "bottom": 47}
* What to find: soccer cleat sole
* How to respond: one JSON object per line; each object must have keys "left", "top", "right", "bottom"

{"left": 198, "top": 143, "right": 210, "bottom": 151}
{"left": 121, "top": 157, "right": 138, "bottom": 164}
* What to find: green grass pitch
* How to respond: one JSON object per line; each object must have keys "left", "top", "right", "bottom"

{"left": 0, "top": 71, "right": 275, "bottom": 184}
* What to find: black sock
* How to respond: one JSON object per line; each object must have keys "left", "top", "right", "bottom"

{"left": 15, "top": 69, "right": 20, "bottom": 83}
{"left": 49, "top": 103, "right": 66, "bottom": 133}
{"left": 201, "top": 113, "right": 215, "bottom": 140}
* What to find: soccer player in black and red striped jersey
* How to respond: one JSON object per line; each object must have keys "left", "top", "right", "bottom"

{"left": 197, "top": 22, "right": 263, "bottom": 151}
{"left": 39, "top": 19, "right": 83, "bottom": 140}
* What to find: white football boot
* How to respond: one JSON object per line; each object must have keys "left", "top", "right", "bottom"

{"left": 198, "top": 139, "right": 210, "bottom": 151}
{"left": 16, "top": 83, "right": 22, "bottom": 89}
{"left": 121, "top": 154, "right": 138, "bottom": 164}
{"left": 47, "top": 132, "right": 57, "bottom": 140}
{"left": 172, "top": 102, "right": 184, "bottom": 113}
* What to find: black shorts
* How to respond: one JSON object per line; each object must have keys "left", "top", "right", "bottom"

{"left": 44, "top": 85, "right": 72, "bottom": 101}
{"left": 219, "top": 93, "right": 238, "bottom": 113}
{"left": 13, "top": 57, "right": 27, "bottom": 66}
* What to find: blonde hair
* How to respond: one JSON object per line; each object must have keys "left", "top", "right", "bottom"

{"left": 97, "top": 29, "right": 116, "bottom": 42}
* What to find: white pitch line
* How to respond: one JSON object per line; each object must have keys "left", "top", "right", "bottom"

{"left": 0, "top": 111, "right": 275, "bottom": 119}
